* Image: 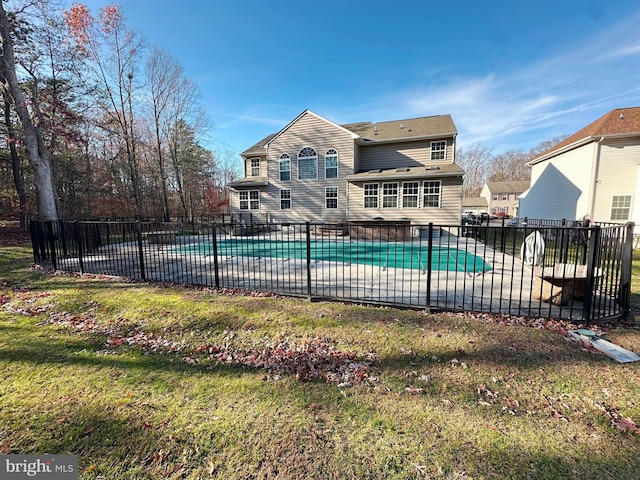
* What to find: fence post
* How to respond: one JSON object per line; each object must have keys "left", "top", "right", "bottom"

{"left": 425, "top": 223, "right": 433, "bottom": 313}
{"left": 619, "top": 222, "right": 634, "bottom": 318}
{"left": 136, "top": 221, "right": 146, "bottom": 280}
{"left": 582, "top": 225, "right": 600, "bottom": 324}
{"left": 306, "top": 221, "right": 312, "bottom": 302}
{"left": 46, "top": 221, "right": 57, "bottom": 271}
{"left": 30, "top": 221, "right": 40, "bottom": 264}
{"left": 212, "top": 222, "right": 220, "bottom": 289}
{"left": 74, "top": 221, "right": 84, "bottom": 275}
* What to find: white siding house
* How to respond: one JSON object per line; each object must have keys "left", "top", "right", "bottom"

{"left": 519, "top": 106, "right": 640, "bottom": 228}
{"left": 229, "top": 110, "right": 464, "bottom": 226}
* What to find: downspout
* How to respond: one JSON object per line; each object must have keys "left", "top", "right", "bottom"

{"left": 587, "top": 137, "right": 604, "bottom": 221}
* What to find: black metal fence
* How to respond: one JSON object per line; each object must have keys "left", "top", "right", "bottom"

{"left": 30, "top": 219, "right": 634, "bottom": 323}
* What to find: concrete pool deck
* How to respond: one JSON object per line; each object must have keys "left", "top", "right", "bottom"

{"left": 51, "top": 233, "right": 619, "bottom": 322}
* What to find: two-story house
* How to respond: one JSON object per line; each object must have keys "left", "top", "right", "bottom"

{"left": 519, "top": 106, "right": 640, "bottom": 228}
{"left": 480, "top": 180, "right": 530, "bottom": 218}
{"left": 229, "top": 110, "right": 464, "bottom": 226}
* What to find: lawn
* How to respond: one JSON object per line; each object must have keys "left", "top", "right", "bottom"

{"left": 1, "top": 225, "right": 640, "bottom": 479}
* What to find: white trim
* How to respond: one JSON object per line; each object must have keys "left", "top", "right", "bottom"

{"left": 423, "top": 180, "right": 442, "bottom": 208}
{"left": 249, "top": 158, "right": 260, "bottom": 177}
{"left": 382, "top": 182, "right": 399, "bottom": 209}
{"left": 363, "top": 182, "right": 379, "bottom": 209}
{"left": 401, "top": 181, "right": 419, "bottom": 209}
{"left": 279, "top": 188, "right": 292, "bottom": 210}
{"left": 430, "top": 140, "right": 447, "bottom": 161}
{"left": 279, "top": 153, "right": 291, "bottom": 182}
{"left": 297, "top": 147, "right": 318, "bottom": 180}
{"left": 239, "top": 190, "right": 260, "bottom": 210}
{"left": 325, "top": 186, "right": 338, "bottom": 209}
{"left": 325, "top": 148, "right": 339, "bottom": 179}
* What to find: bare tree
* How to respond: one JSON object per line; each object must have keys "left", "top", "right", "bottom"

{"left": 0, "top": 0, "right": 58, "bottom": 220}
{"left": 456, "top": 142, "right": 493, "bottom": 197}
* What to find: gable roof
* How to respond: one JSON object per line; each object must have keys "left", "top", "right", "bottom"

{"left": 462, "top": 197, "right": 488, "bottom": 208}
{"left": 530, "top": 106, "right": 640, "bottom": 165}
{"left": 342, "top": 114, "right": 457, "bottom": 143}
{"left": 241, "top": 111, "right": 457, "bottom": 157}
{"left": 484, "top": 180, "right": 530, "bottom": 194}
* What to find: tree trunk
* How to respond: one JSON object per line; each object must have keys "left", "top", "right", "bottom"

{"left": 3, "top": 91, "right": 28, "bottom": 228}
{"left": 0, "top": 0, "right": 58, "bottom": 221}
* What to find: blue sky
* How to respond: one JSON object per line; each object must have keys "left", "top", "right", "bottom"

{"left": 71, "top": 0, "right": 640, "bottom": 156}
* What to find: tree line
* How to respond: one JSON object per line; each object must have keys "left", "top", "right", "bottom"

{"left": 0, "top": 0, "right": 241, "bottom": 226}
{"left": 455, "top": 137, "right": 567, "bottom": 198}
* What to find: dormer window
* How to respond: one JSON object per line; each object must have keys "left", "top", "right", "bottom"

{"left": 250, "top": 158, "right": 260, "bottom": 176}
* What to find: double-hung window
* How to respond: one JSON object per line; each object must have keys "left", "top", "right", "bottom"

{"left": 325, "top": 186, "right": 338, "bottom": 209}
{"left": 611, "top": 195, "right": 632, "bottom": 220}
{"left": 423, "top": 180, "right": 441, "bottom": 208}
{"left": 279, "top": 154, "right": 291, "bottom": 181}
{"left": 280, "top": 189, "right": 291, "bottom": 210}
{"left": 364, "top": 183, "right": 379, "bottom": 208}
{"left": 382, "top": 182, "right": 398, "bottom": 208}
{"left": 298, "top": 147, "right": 318, "bottom": 180}
{"left": 325, "top": 149, "right": 338, "bottom": 179}
{"left": 502, "top": 193, "right": 508, "bottom": 200}
{"left": 430, "top": 141, "right": 446, "bottom": 161}
{"left": 402, "top": 182, "right": 419, "bottom": 208}
{"left": 492, "top": 193, "right": 499, "bottom": 201}
{"left": 249, "top": 158, "right": 260, "bottom": 177}
{"left": 239, "top": 190, "right": 259, "bottom": 210}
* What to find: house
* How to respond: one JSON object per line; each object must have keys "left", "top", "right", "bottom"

{"left": 480, "top": 180, "right": 530, "bottom": 217}
{"left": 461, "top": 197, "right": 488, "bottom": 216}
{"left": 518, "top": 106, "right": 640, "bottom": 226}
{"left": 229, "top": 110, "right": 464, "bottom": 227}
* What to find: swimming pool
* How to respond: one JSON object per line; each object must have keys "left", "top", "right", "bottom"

{"left": 172, "top": 239, "right": 491, "bottom": 273}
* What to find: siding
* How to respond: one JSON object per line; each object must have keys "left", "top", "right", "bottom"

{"left": 346, "top": 176, "right": 462, "bottom": 224}
{"left": 519, "top": 143, "right": 596, "bottom": 220}
{"left": 263, "top": 111, "right": 355, "bottom": 222}
{"left": 358, "top": 139, "right": 454, "bottom": 171}
{"left": 593, "top": 139, "right": 640, "bottom": 222}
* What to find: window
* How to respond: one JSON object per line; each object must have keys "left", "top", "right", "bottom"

{"left": 423, "top": 180, "right": 441, "bottom": 208}
{"left": 382, "top": 182, "right": 398, "bottom": 208}
{"left": 431, "top": 141, "right": 446, "bottom": 161}
{"left": 250, "top": 158, "right": 260, "bottom": 177}
{"left": 402, "top": 182, "right": 419, "bottom": 208}
{"left": 502, "top": 193, "right": 508, "bottom": 201}
{"left": 279, "top": 154, "right": 291, "bottom": 181}
{"left": 280, "top": 189, "right": 291, "bottom": 210}
{"left": 298, "top": 147, "right": 318, "bottom": 180}
{"left": 491, "top": 207, "right": 498, "bottom": 215}
{"left": 611, "top": 195, "right": 632, "bottom": 220}
{"left": 239, "top": 190, "right": 260, "bottom": 210}
{"left": 325, "top": 186, "right": 338, "bottom": 209}
{"left": 364, "top": 183, "right": 379, "bottom": 208}
{"left": 492, "top": 193, "right": 499, "bottom": 201}
{"left": 325, "top": 149, "right": 338, "bottom": 179}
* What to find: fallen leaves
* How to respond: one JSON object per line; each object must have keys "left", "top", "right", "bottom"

{"left": 188, "top": 336, "right": 377, "bottom": 386}
{"left": 592, "top": 402, "right": 640, "bottom": 434}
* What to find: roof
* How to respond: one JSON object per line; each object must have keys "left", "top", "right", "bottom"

{"left": 530, "top": 106, "right": 640, "bottom": 164}
{"left": 462, "top": 197, "right": 488, "bottom": 208}
{"left": 240, "top": 111, "right": 457, "bottom": 157}
{"left": 342, "top": 114, "right": 457, "bottom": 143}
{"left": 345, "top": 163, "right": 464, "bottom": 182}
{"left": 227, "top": 177, "right": 268, "bottom": 188}
{"left": 484, "top": 180, "right": 530, "bottom": 194}
{"left": 240, "top": 133, "right": 276, "bottom": 157}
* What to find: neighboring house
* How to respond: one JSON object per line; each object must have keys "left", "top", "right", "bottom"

{"left": 480, "top": 181, "right": 530, "bottom": 217}
{"left": 519, "top": 106, "right": 640, "bottom": 226}
{"left": 229, "top": 110, "right": 464, "bottom": 226}
{"left": 461, "top": 197, "right": 488, "bottom": 216}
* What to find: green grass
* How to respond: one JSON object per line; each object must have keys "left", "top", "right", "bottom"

{"left": 1, "top": 240, "right": 640, "bottom": 479}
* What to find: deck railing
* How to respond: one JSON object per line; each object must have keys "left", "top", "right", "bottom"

{"left": 30, "top": 220, "right": 633, "bottom": 323}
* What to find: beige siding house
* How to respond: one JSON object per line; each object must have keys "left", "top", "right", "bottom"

{"left": 519, "top": 106, "right": 640, "bottom": 228}
{"left": 229, "top": 110, "right": 463, "bottom": 225}
{"left": 480, "top": 181, "right": 530, "bottom": 217}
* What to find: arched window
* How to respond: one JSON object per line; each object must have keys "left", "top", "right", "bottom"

{"left": 279, "top": 154, "right": 291, "bottom": 181}
{"left": 325, "top": 149, "right": 338, "bottom": 179}
{"left": 297, "top": 147, "right": 318, "bottom": 180}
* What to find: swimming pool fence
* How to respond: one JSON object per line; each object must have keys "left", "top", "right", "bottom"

{"left": 29, "top": 220, "right": 634, "bottom": 323}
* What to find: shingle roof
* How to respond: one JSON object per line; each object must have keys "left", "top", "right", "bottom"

{"left": 345, "top": 163, "right": 464, "bottom": 182}
{"left": 342, "top": 114, "right": 457, "bottom": 142}
{"left": 241, "top": 112, "right": 457, "bottom": 156}
{"left": 531, "top": 106, "right": 640, "bottom": 163}
{"left": 462, "top": 197, "right": 488, "bottom": 208}
{"left": 484, "top": 181, "right": 530, "bottom": 194}
{"left": 240, "top": 133, "right": 276, "bottom": 157}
